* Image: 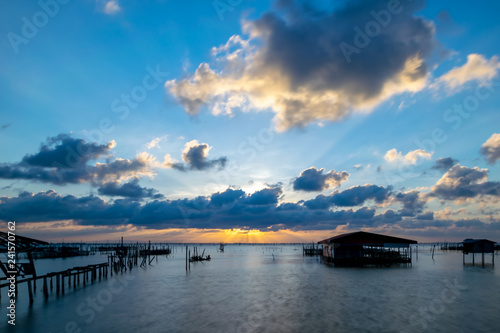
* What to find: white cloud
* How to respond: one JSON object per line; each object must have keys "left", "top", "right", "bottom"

{"left": 166, "top": 1, "right": 435, "bottom": 131}
{"left": 481, "top": 133, "right": 500, "bottom": 164}
{"left": 100, "top": 0, "right": 121, "bottom": 15}
{"left": 384, "top": 148, "right": 433, "bottom": 165}
{"left": 433, "top": 54, "right": 500, "bottom": 93}
{"left": 146, "top": 136, "right": 167, "bottom": 149}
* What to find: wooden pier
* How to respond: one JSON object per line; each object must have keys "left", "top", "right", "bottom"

{"left": 0, "top": 262, "right": 109, "bottom": 303}
{"left": 0, "top": 233, "right": 170, "bottom": 304}
{"left": 303, "top": 243, "right": 322, "bottom": 256}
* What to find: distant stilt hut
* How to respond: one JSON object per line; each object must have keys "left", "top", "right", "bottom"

{"left": 318, "top": 231, "right": 417, "bottom": 266}
{"left": 462, "top": 239, "right": 495, "bottom": 266}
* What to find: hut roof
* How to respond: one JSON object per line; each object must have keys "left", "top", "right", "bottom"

{"left": 318, "top": 231, "right": 417, "bottom": 246}
{"left": 462, "top": 238, "right": 496, "bottom": 244}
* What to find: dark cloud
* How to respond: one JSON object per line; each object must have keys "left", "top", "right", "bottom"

{"left": 330, "top": 184, "right": 392, "bottom": 206}
{"left": 98, "top": 179, "right": 164, "bottom": 200}
{"left": 292, "top": 167, "right": 349, "bottom": 191}
{"left": 1, "top": 174, "right": 496, "bottom": 233}
{"left": 1, "top": 124, "right": 10, "bottom": 130}
{"left": 210, "top": 188, "right": 245, "bottom": 207}
{"left": 21, "top": 134, "right": 112, "bottom": 169}
{"left": 480, "top": 133, "right": 500, "bottom": 164}
{"left": 167, "top": 0, "right": 436, "bottom": 130}
{"left": 0, "top": 185, "right": 396, "bottom": 231}
{"left": 394, "top": 190, "right": 425, "bottom": 217}
{"left": 416, "top": 211, "right": 434, "bottom": 220}
{"left": 429, "top": 164, "right": 500, "bottom": 200}
{"left": 168, "top": 140, "right": 227, "bottom": 171}
{"left": 0, "top": 190, "right": 140, "bottom": 225}
{"left": 304, "top": 184, "right": 392, "bottom": 209}
{"left": 0, "top": 134, "right": 156, "bottom": 185}
{"left": 244, "top": 186, "right": 283, "bottom": 205}
{"left": 431, "top": 157, "right": 458, "bottom": 172}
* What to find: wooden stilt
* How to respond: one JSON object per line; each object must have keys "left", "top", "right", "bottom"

{"left": 27, "top": 280, "right": 33, "bottom": 304}
{"left": 43, "top": 277, "right": 48, "bottom": 298}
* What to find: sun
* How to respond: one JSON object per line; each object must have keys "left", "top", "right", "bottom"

{"left": 222, "top": 228, "right": 265, "bottom": 243}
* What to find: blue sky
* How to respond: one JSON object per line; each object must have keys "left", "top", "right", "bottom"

{"left": 0, "top": 0, "right": 499, "bottom": 243}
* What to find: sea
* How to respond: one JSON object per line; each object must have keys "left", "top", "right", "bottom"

{"left": 1, "top": 244, "right": 499, "bottom": 333}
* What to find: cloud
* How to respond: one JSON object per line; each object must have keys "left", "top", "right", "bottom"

{"left": 0, "top": 185, "right": 394, "bottom": 231}
{"left": 166, "top": 0, "right": 435, "bottom": 131}
{"left": 1, "top": 183, "right": 497, "bottom": 235}
{"left": 393, "top": 190, "right": 425, "bottom": 217}
{"left": 304, "top": 184, "right": 392, "bottom": 209}
{"left": 1, "top": 124, "right": 10, "bottom": 130}
{"left": 210, "top": 188, "right": 246, "bottom": 207}
{"left": 0, "top": 190, "right": 139, "bottom": 225}
{"left": 0, "top": 134, "right": 158, "bottom": 185}
{"left": 22, "top": 133, "right": 114, "bottom": 169}
{"left": 433, "top": 54, "right": 500, "bottom": 93}
{"left": 165, "top": 140, "right": 227, "bottom": 171}
{"left": 146, "top": 136, "right": 167, "bottom": 149}
{"left": 431, "top": 157, "right": 458, "bottom": 172}
{"left": 97, "top": 178, "right": 164, "bottom": 200}
{"left": 415, "top": 211, "right": 434, "bottom": 220}
{"left": 480, "top": 133, "right": 500, "bottom": 164}
{"left": 428, "top": 164, "right": 500, "bottom": 200}
{"left": 384, "top": 148, "right": 433, "bottom": 165}
{"left": 244, "top": 186, "right": 283, "bottom": 205}
{"left": 293, "top": 167, "right": 349, "bottom": 192}
{"left": 100, "top": 0, "right": 121, "bottom": 15}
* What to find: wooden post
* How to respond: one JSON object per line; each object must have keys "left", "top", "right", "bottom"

{"left": 186, "top": 246, "right": 188, "bottom": 271}
{"left": 43, "top": 277, "right": 48, "bottom": 298}
{"left": 56, "top": 274, "right": 60, "bottom": 295}
{"left": 27, "top": 280, "right": 34, "bottom": 304}
{"left": 61, "top": 275, "right": 65, "bottom": 294}
{"left": 27, "top": 251, "right": 37, "bottom": 291}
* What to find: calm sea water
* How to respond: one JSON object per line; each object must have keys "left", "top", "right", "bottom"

{"left": 2, "top": 245, "right": 499, "bottom": 333}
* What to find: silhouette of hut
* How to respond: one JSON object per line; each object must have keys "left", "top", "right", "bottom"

{"left": 318, "top": 231, "right": 417, "bottom": 266}
{"left": 462, "top": 239, "right": 495, "bottom": 266}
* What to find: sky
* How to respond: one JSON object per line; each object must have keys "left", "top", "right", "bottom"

{"left": 0, "top": 0, "right": 499, "bottom": 243}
